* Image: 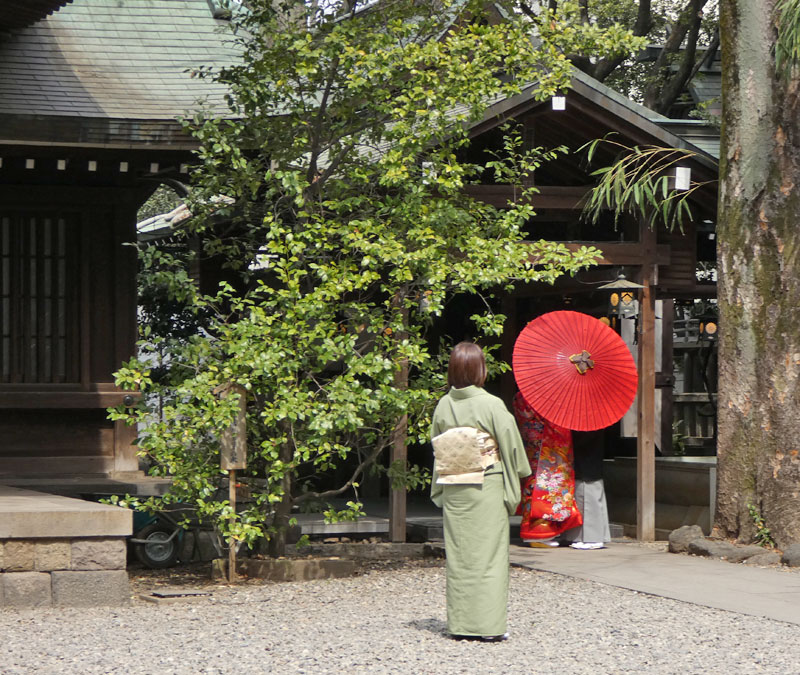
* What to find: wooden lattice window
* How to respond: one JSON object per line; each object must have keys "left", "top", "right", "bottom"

{"left": 0, "top": 214, "right": 80, "bottom": 384}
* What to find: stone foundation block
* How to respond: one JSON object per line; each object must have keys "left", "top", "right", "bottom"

{"left": 2, "top": 541, "right": 35, "bottom": 572}
{"left": 1, "top": 572, "right": 52, "bottom": 607}
{"left": 51, "top": 570, "right": 131, "bottom": 607}
{"left": 70, "top": 538, "right": 127, "bottom": 570}
{"left": 35, "top": 540, "right": 71, "bottom": 571}
{"left": 233, "top": 557, "right": 356, "bottom": 582}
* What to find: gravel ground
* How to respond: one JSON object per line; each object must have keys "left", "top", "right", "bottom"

{"left": 2, "top": 558, "right": 799, "bottom": 675}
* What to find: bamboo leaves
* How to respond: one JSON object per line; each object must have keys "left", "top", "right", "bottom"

{"left": 581, "top": 135, "right": 716, "bottom": 232}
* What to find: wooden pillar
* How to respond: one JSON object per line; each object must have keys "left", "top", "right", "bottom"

{"left": 112, "top": 199, "right": 140, "bottom": 476}
{"left": 637, "top": 222, "right": 657, "bottom": 541}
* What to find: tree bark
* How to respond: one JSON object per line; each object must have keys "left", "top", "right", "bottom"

{"left": 716, "top": 0, "right": 800, "bottom": 547}
{"left": 268, "top": 429, "right": 294, "bottom": 558}
{"left": 389, "top": 290, "right": 410, "bottom": 543}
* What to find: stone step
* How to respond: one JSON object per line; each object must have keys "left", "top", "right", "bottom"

{"left": 0, "top": 485, "right": 131, "bottom": 538}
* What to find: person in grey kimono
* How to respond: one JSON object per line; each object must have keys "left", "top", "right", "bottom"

{"left": 430, "top": 342, "right": 531, "bottom": 641}
{"left": 563, "top": 429, "right": 611, "bottom": 549}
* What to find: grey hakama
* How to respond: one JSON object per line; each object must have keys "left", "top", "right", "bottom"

{"left": 563, "top": 479, "right": 611, "bottom": 544}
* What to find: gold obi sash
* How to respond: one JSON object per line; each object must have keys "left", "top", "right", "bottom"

{"left": 432, "top": 426, "right": 500, "bottom": 485}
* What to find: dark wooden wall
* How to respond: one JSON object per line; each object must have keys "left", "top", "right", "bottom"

{"left": 0, "top": 185, "right": 139, "bottom": 477}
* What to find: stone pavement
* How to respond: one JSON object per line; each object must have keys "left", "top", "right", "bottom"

{"left": 509, "top": 541, "right": 800, "bottom": 626}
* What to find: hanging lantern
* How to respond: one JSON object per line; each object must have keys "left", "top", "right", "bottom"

{"left": 675, "top": 166, "right": 691, "bottom": 191}
{"left": 599, "top": 273, "right": 644, "bottom": 324}
{"left": 699, "top": 317, "right": 718, "bottom": 341}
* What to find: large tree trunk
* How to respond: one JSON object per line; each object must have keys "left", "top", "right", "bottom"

{"left": 716, "top": 0, "right": 800, "bottom": 547}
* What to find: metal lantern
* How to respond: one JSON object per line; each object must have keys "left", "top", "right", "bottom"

{"left": 599, "top": 273, "right": 644, "bottom": 322}
{"left": 699, "top": 318, "right": 718, "bottom": 341}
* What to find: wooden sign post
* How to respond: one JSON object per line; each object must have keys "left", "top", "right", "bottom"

{"left": 216, "top": 383, "right": 247, "bottom": 582}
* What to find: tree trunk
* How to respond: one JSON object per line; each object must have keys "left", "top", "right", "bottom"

{"left": 716, "top": 0, "right": 800, "bottom": 547}
{"left": 268, "top": 436, "right": 294, "bottom": 558}
{"left": 389, "top": 290, "right": 410, "bottom": 543}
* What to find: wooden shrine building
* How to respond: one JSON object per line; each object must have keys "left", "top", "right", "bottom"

{"left": 0, "top": 0, "right": 720, "bottom": 551}
{"left": 456, "top": 70, "right": 719, "bottom": 541}
{"left": 0, "top": 0, "right": 238, "bottom": 492}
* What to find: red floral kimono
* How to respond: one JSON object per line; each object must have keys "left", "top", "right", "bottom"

{"left": 512, "top": 392, "right": 582, "bottom": 541}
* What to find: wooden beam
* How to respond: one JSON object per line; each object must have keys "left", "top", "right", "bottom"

{"left": 657, "top": 283, "right": 717, "bottom": 299}
{"left": 463, "top": 184, "right": 592, "bottom": 209}
{"left": 0, "top": 391, "right": 138, "bottom": 408}
{"left": 636, "top": 222, "right": 657, "bottom": 541}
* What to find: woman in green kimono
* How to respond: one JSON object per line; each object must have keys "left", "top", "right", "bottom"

{"left": 430, "top": 342, "right": 531, "bottom": 641}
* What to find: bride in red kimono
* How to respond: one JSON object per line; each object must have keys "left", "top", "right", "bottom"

{"left": 512, "top": 391, "right": 582, "bottom": 545}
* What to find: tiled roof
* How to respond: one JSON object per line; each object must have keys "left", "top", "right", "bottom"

{"left": 688, "top": 71, "right": 721, "bottom": 115}
{"left": 469, "top": 69, "right": 718, "bottom": 168}
{"left": 0, "top": 0, "right": 240, "bottom": 122}
{"left": 0, "top": 1, "right": 73, "bottom": 31}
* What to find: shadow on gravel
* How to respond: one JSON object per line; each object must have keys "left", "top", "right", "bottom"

{"left": 406, "top": 618, "right": 448, "bottom": 637}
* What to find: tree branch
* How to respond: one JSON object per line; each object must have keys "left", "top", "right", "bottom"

{"left": 585, "top": 0, "right": 653, "bottom": 82}
{"left": 643, "top": 0, "right": 710, "bottom": 114}
{"left": 292, "top": 435, "right": 390, "bottom": 504}
{"left": 578, "top": 0, "right": 589, "bottom": 24}
{"left": 307, "top": 56, "right": 341, "bottom": 185}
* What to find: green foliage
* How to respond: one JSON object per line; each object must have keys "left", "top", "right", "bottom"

{"left": 531, "top": 0, "right": 717, "bottom": 116}
{"left": 581, "top": 134, "right": 717, "bottom": 232}
{"left": 387, "top": 459, "right": 432, "bottom": 492}
{"left": 776, "top": 0, "right": 800, "bottom": 78}
{"left": 671, "top": 420, "right": 687, "bottom": 456}
{"left": 688, "top": 96, "right": 722, "bottom": 129}
{"left": 115, "top": 0, "right": 642, "bottom": 555}
{"left": 747, "top": 503, "right": 777, "bottom": 548}
{"left": 533, "top": 0, "right": 649, "bottom": 64}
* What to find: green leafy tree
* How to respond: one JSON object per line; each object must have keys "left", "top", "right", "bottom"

{"left": 113, "top": 0, "right": 642, "bottom": 556}
{"left": 519, "top": 0, "right": 720, "bottom": 116}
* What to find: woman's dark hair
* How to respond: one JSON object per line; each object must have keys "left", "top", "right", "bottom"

{"left": 447, "top": 341, "right": 487, "bottom": 388}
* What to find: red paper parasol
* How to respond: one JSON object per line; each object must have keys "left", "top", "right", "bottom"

{"left": 512, "top": 311, "right": 638, "bottom": 431}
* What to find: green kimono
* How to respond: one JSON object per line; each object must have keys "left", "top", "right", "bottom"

{"left": 430, "top": 385, "right": 531, "bottom": 637}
